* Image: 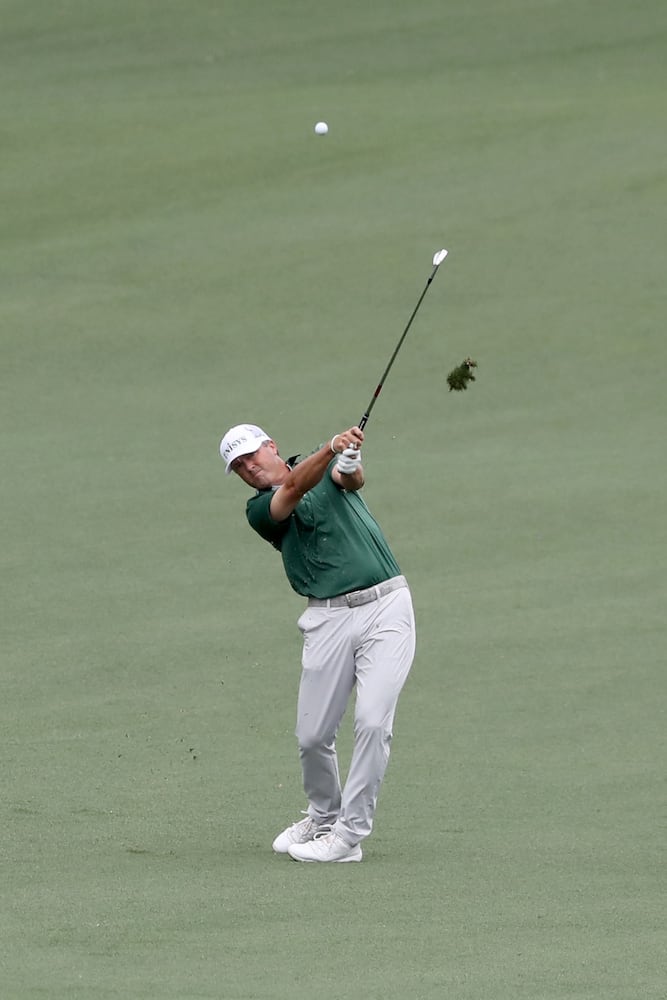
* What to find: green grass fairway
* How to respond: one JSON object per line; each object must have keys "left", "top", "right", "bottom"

{"left": 2, "top": 1, "right": 666, "bottom": 997}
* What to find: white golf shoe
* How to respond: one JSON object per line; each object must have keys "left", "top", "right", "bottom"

{"left": 288, "top": 830, "right": 362, "bottom": 863}
{"left": 272, "top": 814, "right": 330, "bottom": 854}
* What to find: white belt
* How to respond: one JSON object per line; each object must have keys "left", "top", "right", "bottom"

{"left": 307, "top": 575, "right": 408, "bottom": 609}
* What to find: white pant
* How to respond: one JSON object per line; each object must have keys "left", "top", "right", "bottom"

{"left": 295, "top": 585, "right": 416, "bottom": 845}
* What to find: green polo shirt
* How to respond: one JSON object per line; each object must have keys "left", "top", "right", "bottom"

{"left": 246, "top": 460, "right": 401, "bottom": 598}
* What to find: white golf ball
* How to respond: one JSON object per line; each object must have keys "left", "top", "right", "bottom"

{"left": 314, "top": 121, "right": 329, "bottom": 135}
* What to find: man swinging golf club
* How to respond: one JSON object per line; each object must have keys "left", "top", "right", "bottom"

{"left": 220, "top": 249, "right": 474, "bottom": 861}
{"left": 220, "top": 421, "right": 416, "bottom": 862}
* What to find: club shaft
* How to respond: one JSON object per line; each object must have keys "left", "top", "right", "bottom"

{"left": 358, "top": 261, "right": 441, "bottom": 430}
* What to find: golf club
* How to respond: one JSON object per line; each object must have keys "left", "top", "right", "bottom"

{"left": 358, "top": 249, "right": 448, "bottom": 430}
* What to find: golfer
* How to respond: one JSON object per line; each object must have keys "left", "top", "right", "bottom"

{"left": 220, "top": 422, "right": 416, "bottom": 862}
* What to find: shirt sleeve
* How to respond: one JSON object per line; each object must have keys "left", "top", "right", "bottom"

{"left": 246, "top": 490, "right": 290, "bottom": 549}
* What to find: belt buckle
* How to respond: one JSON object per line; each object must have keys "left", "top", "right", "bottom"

{"left": 347, "top": 586, "right": 375, "bottom": 608}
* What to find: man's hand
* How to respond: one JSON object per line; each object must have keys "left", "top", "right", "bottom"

{"left": 331, "top": 429, "right": 364, "bottom": 490}
{"left": 336, "top": 447, "right": 361, "bottom": 475}
{"left": 330, "top": 426, "right": 364, "bottom": 454}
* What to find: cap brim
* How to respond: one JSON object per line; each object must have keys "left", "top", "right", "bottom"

{"left": 224, "top": 438, "right": 269, "bottom": 474}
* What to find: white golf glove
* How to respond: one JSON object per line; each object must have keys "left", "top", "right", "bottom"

{"left": 336, "top": 447, "right": 361, "bottom": 475}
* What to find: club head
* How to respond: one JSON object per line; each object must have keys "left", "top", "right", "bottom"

{"left": 432, "top": 249, "right": 448, "bottom": 267}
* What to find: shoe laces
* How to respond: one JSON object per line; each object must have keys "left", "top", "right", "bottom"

{"left": 296, "top": 811, "right": 332, "bottom": 835}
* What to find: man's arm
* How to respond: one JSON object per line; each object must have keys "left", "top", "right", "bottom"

{"left": 269, "top": 426, "right": 364, "bottom": 522}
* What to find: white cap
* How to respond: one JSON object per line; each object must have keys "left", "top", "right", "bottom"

{"left": 219, "top": 423, "right": 271, "bottom": 474}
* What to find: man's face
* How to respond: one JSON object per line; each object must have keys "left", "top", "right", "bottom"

{"left": 230, "top": 440, "right": 286, "bottom": 489}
